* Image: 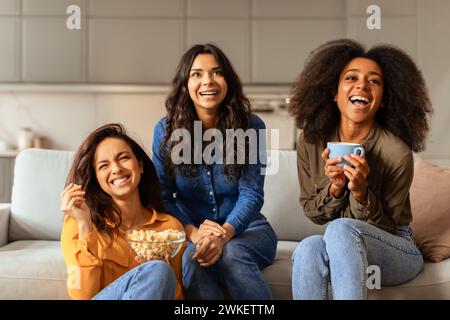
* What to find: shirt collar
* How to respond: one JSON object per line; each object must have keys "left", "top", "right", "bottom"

{"left": 107, "top": 209, "right": 169, "bottom": 233}
{"left": 141, "top": 209, "right": 169, "bottom": 226}
{"left": 332, "top": 123, "right": 381, "bottom": 153}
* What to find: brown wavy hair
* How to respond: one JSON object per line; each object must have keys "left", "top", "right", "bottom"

{"left": 66, "top": 123, "right": 164, "bottom": 239}
{"left": 289, "top": 39, "right": 432, "bottom": 152}
{"left": 162, "top": 43, "right": 251, "bottom": 180}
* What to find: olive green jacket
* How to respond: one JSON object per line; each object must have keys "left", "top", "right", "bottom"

{"left": 296, "top": 124, "right": 414, "bottom": 234}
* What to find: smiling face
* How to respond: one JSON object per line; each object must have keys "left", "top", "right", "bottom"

{"left": 94, "top": 137, "right": 142, "bottom": 202}
{"left": 188, "top": 53, "right": 228, "bottom": 116}
{"left": 335, "top": 57, "right": 384, "bottom": 126}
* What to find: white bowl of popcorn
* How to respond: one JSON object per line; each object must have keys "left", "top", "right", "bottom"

{"left": 126, "top": 228, "right": 185, "bottom": 261}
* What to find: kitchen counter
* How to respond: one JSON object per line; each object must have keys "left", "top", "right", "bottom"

{"left": 0, "top": 151, "right": 17, "bottom": 157}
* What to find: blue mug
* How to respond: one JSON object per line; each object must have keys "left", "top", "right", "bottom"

{"left": 327, "top": 142, "right": 365, "bottom": 167}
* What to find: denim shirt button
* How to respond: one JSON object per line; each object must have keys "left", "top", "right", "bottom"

{"left": 212, "top": 208, "right": 216, "bottom": 212}
{"left": 209, "top": 191, "right": 213, "bottom": 195}
{"left": 207, "top": 171, "right": 210, "bottom": 176}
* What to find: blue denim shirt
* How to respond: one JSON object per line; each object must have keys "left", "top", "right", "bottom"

{"left": 152, "top": 114, "right": 266, "bottom": 237}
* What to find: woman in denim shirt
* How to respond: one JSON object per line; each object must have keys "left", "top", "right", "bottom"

{"left": 152, "top": 43, "right": 277, "bottom": 299}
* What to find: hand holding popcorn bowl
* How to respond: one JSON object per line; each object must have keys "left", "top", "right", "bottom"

{"left": 126, "top": 228, "right": 185, "bottom": 262}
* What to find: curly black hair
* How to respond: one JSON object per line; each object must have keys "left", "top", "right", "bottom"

{"left": 162, "top": 43, "right": 251, "bottom": 180}
{"left": 289, "top": 39, "right": 432, "bottom": 152}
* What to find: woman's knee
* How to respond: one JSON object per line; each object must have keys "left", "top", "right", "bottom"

{"left": 323, "top": 218, "right": 370, "bottom": 259}
{"left": 142, "top": 260, "right": 175, "bottom": 279}
{"left": 324, "top": 218, "right": 362, "bottom": 242}
{"left": 220, "top": 241, "right": 249, "bottom": 266}
{"left": 292, "top": 235, "right": 325, "bottom": 264}
{"left": 183, "top": 242, "right": 198, "bottom": 263}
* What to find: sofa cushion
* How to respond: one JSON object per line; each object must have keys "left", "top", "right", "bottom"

{"left": 0, "top": 204, "right": 10, "bottom": 247}
{"left": 367, "top": 258, "right": 450, "bottom": 299}
{"left": 262, "top": 240, "right": 450, "bottom": 300}
{"left": 261, "top": 150, "right": 326, "bottom": 241}
{"left": 0, "top": 240, "right": 69, "bottom": 299}
{"left": 10, "top": 149, "right": 74, "bottom": 241}
{"left": 261, "top": 240, "right": 298, "bottom": 299}
{"left": 410, "top": 158, "right": 450, "bottom": 262}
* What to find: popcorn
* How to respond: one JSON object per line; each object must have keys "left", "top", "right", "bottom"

{"left": 126, "top": 228, "right": 185, "bottom": 261}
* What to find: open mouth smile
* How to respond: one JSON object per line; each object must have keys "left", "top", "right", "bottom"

{"left": 110, "top": 176, "right": 130, "bottom": 187}
{"left": 349, "top": 95, "right": 371, "bottom": 108}
{"left": 199, "top": 90, "right": 219, "bottom": 97}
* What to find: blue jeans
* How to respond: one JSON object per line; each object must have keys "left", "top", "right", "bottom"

{"left": 92, "top": 260, "right": 176, "bottom": 300}
{"left": 182, "top": 218, "right": 277, "bottom": 300}
{"left": 291, "top": 218, "right": 424, "bottom": 300}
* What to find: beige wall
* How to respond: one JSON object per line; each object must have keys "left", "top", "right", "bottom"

{"left": 0, "top": 91, "right": 167, "bottom": 153}
{"left": 418, "top": 0, "right": 450, "bottom": 160}
{"left": 0, "top": 88, "right": 294, "bottom": 153}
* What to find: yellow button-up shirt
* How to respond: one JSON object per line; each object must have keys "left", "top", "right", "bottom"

{"left": 61, "top": 210, "right": 185, "bottom": 300}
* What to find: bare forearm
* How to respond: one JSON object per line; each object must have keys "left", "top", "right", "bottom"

{"left": 185, "top": 224, "right": 200, "bottom": 244}
{"left": 221, "top": 223, "right": 235, "bottom": 243}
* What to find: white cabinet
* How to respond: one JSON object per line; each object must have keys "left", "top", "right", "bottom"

{"left": 346, "top": 0, "right": 417, "bottom": 15}
{"left": 18, "top": 0, "right": 87, "bottom": 82}
{"left": 186, "top": 0, "right": 250, "bottom": 83}
{"left": 89, "top": 0, "right": 183, "bottom": 17}
{"left": 346, "top": 0, "right": 418, "bottom": 60}
{"left": 251, "top": 0, "right": 346, "bottom": 83}
{"left": 0, "top": 0, "right": 20, "bottom": 15}
{"left": 187, "top": 19, "right": 251, "bottom": 83}
{"left": 252, "top": 19, "right": 346, "bottom": 83}
{"left": 88, "top": 19, "right": 184, "bottom": 83}
{"left": 23, "top": 0, "right": 85, "bottom": 15}
{"left": 346, "top": 16, "right": 417, "bottom": 60}
{"left": 0, "top": 155, "right": 15, "bottom": 203}
{"left": 252, "top": 0, "right": 346, "bottom": 18}
{"left": 88, "top": 0, "right": 184, "bottom": 83}
{"left": 0, "top": 18, "right": 20, "bottom": 81}
{"left": 0, "top": 0, "right": 423, "bottom": 85}
{"left": 0, "top": 0, "right": 19, "bottom": 81}
{"left": 187, "top": 0, "right": 249, "bottom": 18}
{"left": 22, "top": 17, "right": 87, "bottom": 82}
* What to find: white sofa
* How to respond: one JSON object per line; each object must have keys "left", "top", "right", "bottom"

{"left": 0, "top": 148, "right": 449, "bottom": 299}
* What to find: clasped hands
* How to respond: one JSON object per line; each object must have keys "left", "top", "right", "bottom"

{"left": 191, "top": 220, "right": 231, "bottom": 268}
{"left": 322, "top": 148, "right": 370, "bottom": 204}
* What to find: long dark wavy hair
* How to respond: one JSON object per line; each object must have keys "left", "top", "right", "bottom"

{"left": 162, "top": 43, "right": 251, "bottom": 180}
{"left": 289, "top": 39, "right": 432, "bottom": 152}
{"left": 66, "top": 123, "right": 164, "bottom": 240}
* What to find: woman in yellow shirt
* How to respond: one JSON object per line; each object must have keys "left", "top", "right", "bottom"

{"left": 60, "top": 123, "right": 185, "bottom": 300}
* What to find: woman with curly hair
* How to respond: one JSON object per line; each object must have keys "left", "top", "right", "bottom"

{"left": 289, "top": 39, "right": 432, "bottom": 299}
{"left": 60, "top": 123, "right": 185, "bottom": 300}
{"left": 152, "top": 43, "right": 277, "bottom": 299}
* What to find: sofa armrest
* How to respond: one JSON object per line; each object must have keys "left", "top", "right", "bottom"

{"left": 0, "top": 203, "right": 11, "bottom": 248}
